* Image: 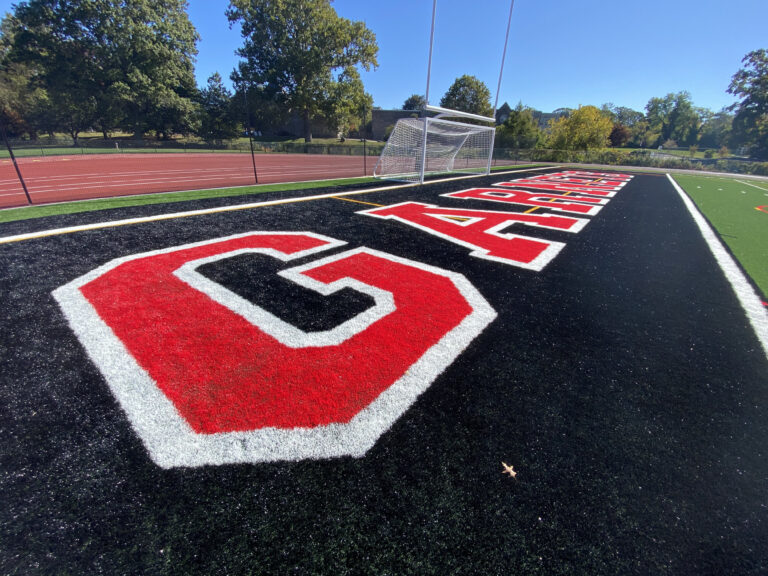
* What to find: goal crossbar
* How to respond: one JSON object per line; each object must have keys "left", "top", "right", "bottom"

{"left": 425, "top": 104, "right": 496, "bottom": 124}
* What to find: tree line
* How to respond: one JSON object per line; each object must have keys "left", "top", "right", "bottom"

{"left": 0, "top": 0, "right": 376, "bottom": 144}
{"left": 491, "top": 50, "right": 766, "bottom": 160}
{"left": 0, "top": 0, "right": 765, "bottom": 159}
{"left": 403, "top": 55, "right": 767, "bottom": 161}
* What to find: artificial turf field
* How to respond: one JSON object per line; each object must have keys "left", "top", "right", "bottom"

{"left": 673, "top": 173, "right": 768, "bottom": 298}
{"left": 1, "top": 168, "right": 767, "bottom": 575}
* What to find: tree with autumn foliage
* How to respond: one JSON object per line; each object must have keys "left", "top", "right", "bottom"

{"left": 546, "top": 105, "right": 613, "bottom": 150}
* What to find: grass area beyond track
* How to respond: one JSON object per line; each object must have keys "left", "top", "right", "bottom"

{"left": 672, "top": 173, "right": 768, "bottom": 299}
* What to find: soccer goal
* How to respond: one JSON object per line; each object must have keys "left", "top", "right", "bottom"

{"left": 374, "top": 106, "right": 496, "bottom": 183}
{"left": 374, "top": 0, "right": 515, "bottom": 184}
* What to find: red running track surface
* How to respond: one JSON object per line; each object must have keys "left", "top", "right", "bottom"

{"left": 0, "top": 152, "right": 375, "bottom": 209}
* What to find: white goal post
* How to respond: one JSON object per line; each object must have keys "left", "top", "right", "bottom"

{"left": 374, "top": 106, "right": 496, "bottom": 183}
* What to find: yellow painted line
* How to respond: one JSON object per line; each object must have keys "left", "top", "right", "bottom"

{"left": 0, "top": 166, "right": 558, "bottom": 245}
{"left": 330, "top": 196, "right": 384, "bottom": 207}
{"left": 524, "top": 190, "right": 573, "bottom": 214}
{"left": 443, "top": 216, "right": 472, "bottom": 222}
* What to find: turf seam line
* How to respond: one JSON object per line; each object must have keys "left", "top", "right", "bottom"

{"left": 0, "top": 166, "right": 558, "bottom": 244}
{"left": 667, "top": 173, "right": 768, "bottom": 360}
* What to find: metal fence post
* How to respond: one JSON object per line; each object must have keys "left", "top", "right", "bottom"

{"left": 1, "top": 122, "right": 33, "bottom": 205}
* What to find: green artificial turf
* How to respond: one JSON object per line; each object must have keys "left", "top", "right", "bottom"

{"left": 672, "top": 173, "right": 768, "bottom": 299}
{"left": 491, "top": 163, "right": 541, "bottom": 172}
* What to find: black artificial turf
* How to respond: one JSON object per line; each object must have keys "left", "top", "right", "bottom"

{"left": 1, "top": 169, "right": 767, "bottom": 575}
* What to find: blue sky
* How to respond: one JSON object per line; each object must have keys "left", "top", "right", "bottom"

{"left": 189, "top": 0, "right": 767, "bottom": 114}
{"left": 3, "top": 0, "right": 767, "bottom": 114}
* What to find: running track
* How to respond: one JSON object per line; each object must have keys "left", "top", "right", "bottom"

{"left": 0, "top": 152, "right": 374, "bottom": 208}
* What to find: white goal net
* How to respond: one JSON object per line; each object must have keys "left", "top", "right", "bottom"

{"left": 374, "top": 116, "right": 495, "bottom": 183}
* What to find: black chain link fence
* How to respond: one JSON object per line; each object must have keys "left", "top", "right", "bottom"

{"left": 2, "top": 136, "right": 767, "bottom": 209}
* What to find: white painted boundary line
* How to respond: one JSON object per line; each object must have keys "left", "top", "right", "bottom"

{"left": 0, "top": 166, "right": 558, "bottom": 245}
{"left": 667, "top": 174, "right": 768, "bottom": 360}
{"left": 735, "top": 179, "right": 768, "bottom": 192}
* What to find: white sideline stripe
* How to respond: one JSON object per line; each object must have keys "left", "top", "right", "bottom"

{"left": 735, "top": 179, "right": 768, "bottom": 192}
{"left": 667, "top": 174, "right": 768, "bottom": 360}
{"left": 0, "top": 166, "right": 558, "bottom": 245}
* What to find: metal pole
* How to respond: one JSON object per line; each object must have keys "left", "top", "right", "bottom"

{"left": 425, "top": 0, "right": 437, "bottom": 106}
{"left": 493, "top": 0, "right": 516, "bottom": 117}
{"left": 1, "top": 121, "right": 33, "bottom": 205}
{"left": 248, "top": 134, "right": 258, "bottom": 184}
{"left": 362, "top": 103, "right": 367, "bottom": 176}
{"left": 421, "top": 0, "right": 438, "bottom": 184}
{"left": 242, "top": 83, "right": 258, "bottom": 184}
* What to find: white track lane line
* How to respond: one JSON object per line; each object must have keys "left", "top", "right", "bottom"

{"left": 667, "top": 174, "right": 768, "bottom": 360}
{"left": 22, "top": 169, "right": 371, "bottom": 194}
{"left": 9, "top": 165, "right": 369, "bottom": 192}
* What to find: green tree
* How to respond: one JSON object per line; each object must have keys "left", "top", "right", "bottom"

{"left": 10, "top": 0, "right": 200, "bottom": 142}
{"left": 698, "top": 109, "right": 733, "bottom": 149}
{"left": 547, "top": 105, "right": 613, "bottom": 150}
{"left": 197, "top": 73, "right": 240, "bottom": 143}
{"left": 110, "top": 0, "right": 200, "bottom": 139}
{"left": 495, "top": 102, "right": 512, "bottom": 124}
{"left": 10, "top": 1, "right": 100, "bottom": 142}
{"left": 645, "top": 94, "right": 675, "bottom": 146}
{"left": 402, "top": 94, "right": 426, "bottom": 111}
{"left": 323, "top": 67, "right": 373, "bottom": 139}
{"left": 0, "top": 14, "right": 43, "bottom": 137}
{"left": 644, "top": 92, "right": 701, "bottom": 148}
{"left": 495, "top": 103, "right": 541, "bottom": 149}
{"left": 232, "top": 82, "right": 288, "bottom": 136}
{"left": 628, "top": 119, "right": 651, "bottom": 148}
{"left": 602, "top": 104, "right": 645, "bottom": 131}
{"left": 728, "top": 49, "right": 768, "bottom": 159}
{"left": 439, "top": 75, "right": 492, "bottom": 118}
{"left": 228, "top": 0, "right": 378, "bottom": 143}
{"left": 667, "top": 93, "right": 700, "bottom": 146}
